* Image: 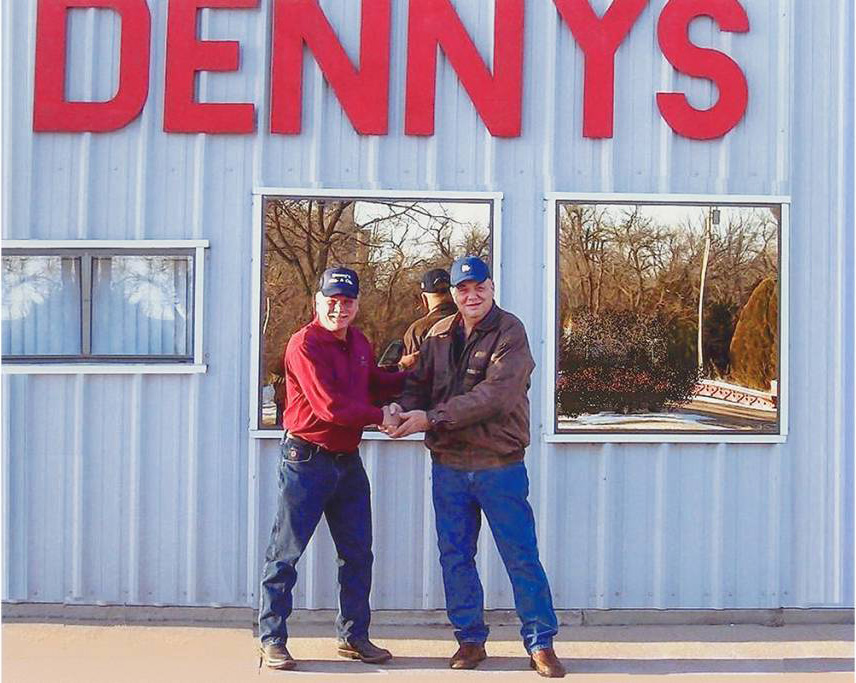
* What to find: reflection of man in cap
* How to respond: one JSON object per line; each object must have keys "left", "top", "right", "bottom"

{"left": 258, "top": 267, "right": 404, "bottom": 671}
{"left": 398, "top": 268, "right": 457, "bottom": 370}
{"left": 389, "top": 256, "right": 565, "bottom": 678}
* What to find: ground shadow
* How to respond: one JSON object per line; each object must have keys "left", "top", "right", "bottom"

{"left": 259, "top": 655, "right": 853, "bottom": 676}
{"left": 565, "top": 658, "right": 854, "bottom": 674}
{"left": 272, "top": 622, "right": 855, "bottom": 644}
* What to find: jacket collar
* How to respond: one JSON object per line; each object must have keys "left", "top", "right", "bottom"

{"left": 429, "top": 300, "right": 459, "bottom": 316}
{"left": 432, "top": 302, "right": 501, "bottom": 336}
{"left": 474, "top": 303, "right": 502, "bottom": 332}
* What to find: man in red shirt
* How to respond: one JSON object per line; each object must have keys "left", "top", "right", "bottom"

{"left": 259, "top": 267, "right": 404, "bottom": 671}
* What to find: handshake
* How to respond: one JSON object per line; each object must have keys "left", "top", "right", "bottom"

{"left": 378, "top": 403, "right": 430, "bottom": 438}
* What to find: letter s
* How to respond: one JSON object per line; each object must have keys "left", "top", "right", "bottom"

{"left": 656, "top": 0, "right": 749, "bottom": 140}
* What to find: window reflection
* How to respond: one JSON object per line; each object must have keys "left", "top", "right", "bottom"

{"left": 556, "top": 202, "right": 780, "bottom": 434}
{"left": 2, "top": 256, "right": 68, "bottom": 321}
{"left": 101, "top": 256, "right": 190, "bottom": 321}
{"left": 2, "top": 256, "right": 81, "bottom": 356}
{"left": 2, "top": 250, "right": 198, "bottom": 361}
{"left": 260, "top": 197, "right": 493, "bottom": 427}
{"left": 92, "top": 256, "right": 192, "bottom": 356}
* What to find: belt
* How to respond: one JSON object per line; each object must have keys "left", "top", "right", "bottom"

{"left": 284, "top": 434, "right": 356, "bottom": 459}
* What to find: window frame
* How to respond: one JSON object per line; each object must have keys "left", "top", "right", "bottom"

{"left": 1, "top": 240, "right": 208, "bottom": 375}
{"left": 542, "top": 193, "right": 790, "bottom": 444}
{"left": 249, "top": 187, "right": 504, "bottom": 438}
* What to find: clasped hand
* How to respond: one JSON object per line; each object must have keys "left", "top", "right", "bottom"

{"left": 380, "top": 403, "right": 429, "bottom": 438}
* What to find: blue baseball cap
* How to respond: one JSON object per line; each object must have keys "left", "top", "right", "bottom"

{"left": 450, "top": 256, "right": 491, "bottom": 286}
{"left": 319, "top": 267, "right": 359, "bottom": 298}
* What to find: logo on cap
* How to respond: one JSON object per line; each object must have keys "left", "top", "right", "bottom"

{"left": 450, "top": 256, "right": 490, "bottom": 286}
{"left": 320, "top": 267, "right": 360, "bottom": 297}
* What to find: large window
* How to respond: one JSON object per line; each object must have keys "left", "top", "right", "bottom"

{"left": 545, "top": 195, "right": 788, "bottom": 442}
{"left": 251, "top": 190, "right": 500, "bottom": 433}
{"left": 2, "top": 241, "right": 207, "bottom": 370}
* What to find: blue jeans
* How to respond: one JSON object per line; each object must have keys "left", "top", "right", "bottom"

{"left": 432, "top": 461, "right": 558, "bottom": 653}
{"left": 259, "top": 439, "right": 373, "bottom": 645}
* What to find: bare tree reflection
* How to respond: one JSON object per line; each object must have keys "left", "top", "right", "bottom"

{"left": 559, "top": 204, "right": 778, "bottom": 380}
{"left": 557, "top": 203, "right": 780, "bottom": 432}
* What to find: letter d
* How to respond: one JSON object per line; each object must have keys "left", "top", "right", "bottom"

{"left": 34, "top": 0, "right": 150, "bottom": 132}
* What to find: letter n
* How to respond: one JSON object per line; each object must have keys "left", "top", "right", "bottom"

{"left": 405, "top": 0, "right": 524, "bottom": 137}
{"left": 270, "top": 0, "right": 391, "bottom": 135}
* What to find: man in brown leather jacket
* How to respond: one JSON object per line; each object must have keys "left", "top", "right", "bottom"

{"left": 389, "top": 256, "right": 565, "bottom": 678}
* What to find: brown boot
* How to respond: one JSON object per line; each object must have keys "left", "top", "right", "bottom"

{"left": 529, "top": 647, "right": 566, "bottom": 678}
{"left": 258, "top": 642, "right": 296, "bottom": 670}
{"left": 449, "top": 643, "right": 487, "bottom": 669}
{"left": 337, "top": 638, "right": 392, "bottom": 664}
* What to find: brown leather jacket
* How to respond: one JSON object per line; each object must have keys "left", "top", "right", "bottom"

{"left": 402, "top": 300, "right": 458, "bottom": 355}
{"left": 399, "top": 303, "right": 535, "bottom": 469}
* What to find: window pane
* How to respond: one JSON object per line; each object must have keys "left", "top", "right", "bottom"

{"left": 91, "top": 255, "right": 193, "bottom": 357}
{"left": 2, "top": 256, "right": 82, "bottom": 356}
{"left": 555, "top": 202, "right": 781, "bottom": 435}
{"left": 260, "top": 197, "right": 493, "bottom": 427}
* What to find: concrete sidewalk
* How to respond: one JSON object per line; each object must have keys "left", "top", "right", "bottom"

{"left": 2, "top": 622, "right": 853, "bottom": 682}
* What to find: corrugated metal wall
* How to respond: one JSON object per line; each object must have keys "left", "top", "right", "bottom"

{"left": 2, "top": 0, "right": 853, "bottom": 610}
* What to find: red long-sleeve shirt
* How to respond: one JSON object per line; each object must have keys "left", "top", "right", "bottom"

{"left": 283, "top": 318, "right": 406, "bottom": 452}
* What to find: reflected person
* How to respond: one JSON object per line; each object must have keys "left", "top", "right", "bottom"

{"left": 398, "top": 268, "right": 457, "bottom": 370}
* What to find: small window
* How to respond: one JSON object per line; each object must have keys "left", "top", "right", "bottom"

{"left": 2, "top": 242, "right": 207, "bottom": 367}
{"left": 545, "top": 195, "right": 788, "bottom": 442}
{"left": 251, "top": 190, "right": 501, "bottom": 433}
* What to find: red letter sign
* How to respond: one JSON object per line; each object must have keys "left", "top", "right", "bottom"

{"left": 164, "top": 0, "right": 257, "bottom": 134}
{"left": 270, "top": 0, "right": 391, "bottom": 135}
{"left": 656, "top": 0, "right": 749, "bottom": 139}
{"left": 554, "top": 0, "right": 648, "bottom": 139}
{"left": 33, "top": 0, "right": 150, "bottom": 132}
{"left": 405, "top": 0, "right": 524, "bottom": 137}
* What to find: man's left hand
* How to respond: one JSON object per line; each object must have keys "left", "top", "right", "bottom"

{"left": 380, "top": 404, "right": 403, "bottom": 434}
{"left": 389, "top": 410, "right": 430, "bottom": 438}
{"left": 398, "top": 351, "right": 420, "bottom": 370}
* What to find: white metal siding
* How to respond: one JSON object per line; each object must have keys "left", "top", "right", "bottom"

{"left": 2, "top": 0, "right": 852, "bottom": 610}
